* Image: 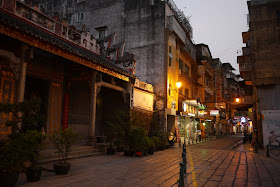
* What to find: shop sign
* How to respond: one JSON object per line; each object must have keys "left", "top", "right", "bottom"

{"left": 210, "top": 110, "right": 219, "bottom": 116}
{"left": 262, "top": 110, "right": 280, "bottom": 147}
{"left": 198, "top": 110, "right": 204, "bottom": 118}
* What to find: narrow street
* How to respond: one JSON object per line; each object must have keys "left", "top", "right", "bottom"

{"left": 17, "top": 135, "right": 280, "bottom": 187}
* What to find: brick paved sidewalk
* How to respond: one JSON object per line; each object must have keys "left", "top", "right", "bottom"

{"left": 16, "top": 136, "right": 280, "bottom": 187}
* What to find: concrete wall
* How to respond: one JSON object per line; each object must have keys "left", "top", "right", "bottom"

{"left": 258, "top": 85, "right": 280, "bottom": 110}
{"left": 250, "top": 1, "right": 280, "bottom": 85}
{"left": 133, "top": 88, "right": 154, "bottom": 111}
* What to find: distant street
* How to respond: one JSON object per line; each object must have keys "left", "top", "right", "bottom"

{"left": 17, "top": 135, "right": 280, "bottom": 187}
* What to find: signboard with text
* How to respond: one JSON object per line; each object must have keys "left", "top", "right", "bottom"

{"left": 262, "top": 110, "right": 280, "bottom": 147}
{"left": 210, "top": 110, "right": 219, "bottom": 116}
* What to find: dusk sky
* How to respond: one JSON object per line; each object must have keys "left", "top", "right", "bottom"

{"left": 173, "top": 0, "right": 249, "bottom": 72}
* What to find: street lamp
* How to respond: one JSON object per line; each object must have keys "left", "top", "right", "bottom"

{"left": 176, "top": 81, "right": 182, "bottom": 89}
{"left": 235, "top": 97, "right": 241, "bottom": 103}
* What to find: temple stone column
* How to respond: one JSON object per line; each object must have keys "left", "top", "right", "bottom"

{"left": 16, "top": 44, "right": 29, "bottom": 103}
{"left": 89, "top": 70, "right": 98, "bottom": 138}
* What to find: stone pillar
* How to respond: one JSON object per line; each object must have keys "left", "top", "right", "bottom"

{"left": 89, "top": 70, "right": 98, "bottom": 138}
{"left": 17, "top": 44, "right": 29, "bottom": 103}
{"left": 14, "top": 44, "right": 29, "bottom": 133}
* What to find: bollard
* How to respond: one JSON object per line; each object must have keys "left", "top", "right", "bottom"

{"left": 266, "top": 145, "right": 270, "bottom": 157}
{"left": 182, "top": 151, "right": 187, "bottom": 173}
{"left": 255, "top": 141, "right": 258, "bottom": 153}
{"left": 179, "top": 138, "right": 181, "bottom": 147}
{"left": 178, "top": 162, "right": 185, "bottom": 187}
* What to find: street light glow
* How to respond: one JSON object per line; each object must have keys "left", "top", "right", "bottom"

{"left": 235, "top": 98, "right": 240, "bottom": 103}
{"left": 176, "top": 81, "right": 182, "bottom": 88}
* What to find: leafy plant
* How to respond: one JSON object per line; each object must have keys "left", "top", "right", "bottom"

{"left": 151, "top": 136, "right": 160, "bottom": 150}
{"left": 0, "top": 134, "right": 28, "bottom": 173}
{"left": 0, "top": 99, "right": 46, "bottom": 134}
{"left": 23, "top": 130, "right": 46, "bottom": 168}
{"left": 129, "top": 126, "right": 147, "bottom": 152}
{"left": 105, "top": 111, "right": 130, "bottom": 147}
{"left": 50, "top": 128, "right": 78, "bottom": 166}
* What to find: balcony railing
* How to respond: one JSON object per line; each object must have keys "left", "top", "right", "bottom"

{"left": 165, "top": 0, "right": 193, "bottom": 38}
{"left": 242, "top": 47, "right": 251, "bottom": 56}
{"left": 1, "top": 0, "right": 100, "bottom": 55}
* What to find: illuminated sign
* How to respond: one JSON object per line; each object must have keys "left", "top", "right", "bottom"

{"left": 241, "top": 117, "right": 246, "bottom": 123}
{"left": 210, "top": 110, "right": 219, "bottom": 116}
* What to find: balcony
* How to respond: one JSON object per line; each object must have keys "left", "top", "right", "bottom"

{"left": 0, "top": 0, "right": 100, "bottom": 55}
{"left": 165, "top": 0, "right": 193, "bottom": 38}
{"left": 179, "top": 70, "right": 192, "bottom": 83}
{"left": 238, "top": 56, "right": 252, "bottom": 72}
{"left": 242, "top": 47, "right": 251, "bottom": 56}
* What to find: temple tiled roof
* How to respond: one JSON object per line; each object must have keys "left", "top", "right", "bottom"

{"left": 0, "top": 10, "right": 135, "bottom": 79}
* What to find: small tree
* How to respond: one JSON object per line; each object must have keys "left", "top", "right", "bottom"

{"left": 50, "top": 128, "right": 78, "bottom": 166}
{"left": 0, "top": 99, "right": 46, "bottom": 134}
{"left": 23, "top": 130, "right": 47, "bottom": 168}
{"left": 105, "top": 111, "right": 130, "bottom": 147}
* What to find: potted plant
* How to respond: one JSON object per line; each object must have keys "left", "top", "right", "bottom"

{"left": 148, "top": 137, "right": 156, "bottom": 155}
{"left": 0, "top": 134, "right": 27, "bottom": 187}
{"left": 24, "top": 130, "right": 46, "bottom": 182}
{"left": 158, "top": 133, "right": 167, "bottom": 150}
{"left": 105, "top": 111, "right": 128, "bottom": 155}
{"left": 129, "top": 126, "right": 146, "bottom": 157}
{"left": 151, "top": 136, "right": 160, "bottom": 151}
{"left": 0, "top": 99, "right": 46, "bottom": 186}
{"left": 50, "top": 128, "right": 77, "bottom": 175}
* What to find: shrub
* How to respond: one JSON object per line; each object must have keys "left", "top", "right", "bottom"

{"left": 50, "top": 128, "right": 78, "bottom": 166}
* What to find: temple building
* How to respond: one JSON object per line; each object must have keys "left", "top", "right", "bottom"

{"left": 0, "top": 0, "right": 137, "bottom": 144}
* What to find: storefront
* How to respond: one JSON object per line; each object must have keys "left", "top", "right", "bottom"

{"left": 177, "top": 100, "right": 200, "bottom": 143}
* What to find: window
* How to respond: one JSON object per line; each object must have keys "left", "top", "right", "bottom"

{"left": 179, "top": 59, "right": 183, "bottom": 70}
{"left": 67, "top": 14, "right": 73, "bottom": 24}
{"left": 184, "top": 88, "right": 189, "bottom": 97}
{"left": 78, "top": 12, "right": 84, "bottom": 22}
{"left": 205, "top": 77, "right": 209, "bottom": 86}
{"left": 46, "top": 2, "right": 52, "bottom": 10}
{"left": 277, "top": 11, "right": 280, "bottom": 26}
{"left": 184, "top": 64, "right": 189, "bottom": 75}
{"left": 96, "top": 26, "right": 107, "bottom": 39}
{"left": 168, "top": 46, "right": 173, "bottom": 66}
{"left": 179, "top": 88, "right": 183, "bottom": 94}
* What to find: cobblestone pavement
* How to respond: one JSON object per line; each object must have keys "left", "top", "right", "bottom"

{"left": 17, "top": 135, "right": 280, "bottom": 187}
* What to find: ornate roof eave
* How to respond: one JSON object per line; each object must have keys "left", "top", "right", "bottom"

{"left": 0, "top": 10, "right": 135, "bottom": 81}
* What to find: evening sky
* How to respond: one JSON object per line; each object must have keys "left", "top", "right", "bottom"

{"left": 174, "top": 0, "right": 249, "bottom": 72}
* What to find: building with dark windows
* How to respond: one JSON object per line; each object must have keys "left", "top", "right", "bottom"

{"left": 44, "top": 0, "right": 197, "bottom": 137}
{"left": 238, "top": 0, "right": 280, "bottom": 147}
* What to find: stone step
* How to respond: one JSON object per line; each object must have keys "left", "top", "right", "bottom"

{"left": 39, "top": 145, "right": 103, "bottom": 164}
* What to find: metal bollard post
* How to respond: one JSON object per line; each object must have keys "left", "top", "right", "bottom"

{"left": 182, "top": 151, "right": 187, "bottom": 173}
{"left": 266, "top": 145, "right": 270, "bottom": 157}
{"left": 179, "top": 138, "right": 181, "bottom": 147}
{"left": 178, "top": 162, "right": 185, "bottom": 187}
{"left": 255, "top": 141, "right": 258, "bottom": 153}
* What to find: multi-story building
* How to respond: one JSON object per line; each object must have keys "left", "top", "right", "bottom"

{"left": 239, "top": 0, "right": 280, "bottom": 147}
{"left": 222, "top": 63, "right": 241, "bottom": 134}
{"left": 195, "top": 44, "right": 215, "bottom": 138}
{"left": 46, "top": 0, "right": 197, "bottom": 135}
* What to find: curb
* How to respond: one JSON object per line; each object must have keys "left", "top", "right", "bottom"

{"left": 231, "top": 140, "right": 243, "bottom": 149}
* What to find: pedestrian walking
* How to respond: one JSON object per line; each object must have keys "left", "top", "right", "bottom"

{"left": 198, "top": 130, "right": 201, "bottom": 142}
